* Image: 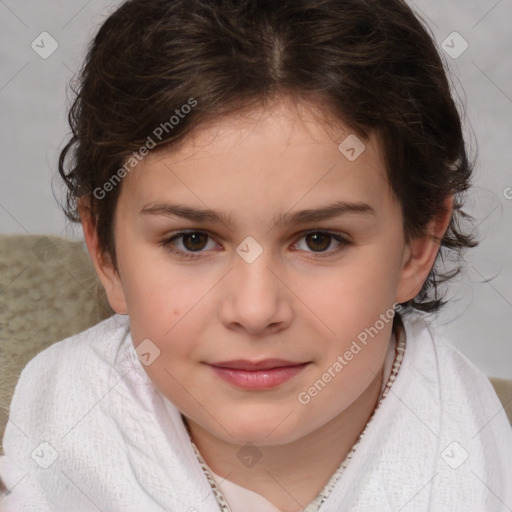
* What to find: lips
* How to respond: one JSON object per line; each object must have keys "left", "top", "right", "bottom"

{"left": 210, "top": 359, "right": 305, "bottom": 371}
{"left": 207, "top": 359, "right": 310, "bottom": 389}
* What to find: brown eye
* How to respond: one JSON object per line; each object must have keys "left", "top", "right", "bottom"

{"left": 182, "top": 232, "right": 209, "bottom": 251}
{"left": 305, "top": 232, "right": 333, "bottom": 252}
{"left": 161, "top": 230, "right": 217, "bottom": 259}
{"left": 293, "top": 230, "right": 350, "bottom": 258}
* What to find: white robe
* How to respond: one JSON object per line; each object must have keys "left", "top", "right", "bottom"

{"left": 1, "top": 313, "right": 511, "bottom": 512}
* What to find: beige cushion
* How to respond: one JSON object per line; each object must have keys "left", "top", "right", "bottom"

{"left": 488, "top": 377, "right": 512, "bottom": 425}
{"left": 0, "top": 234, "right": 510, "bottom": 451}
{"left": 0, "top": 234, "right": 113, "bottom": 450}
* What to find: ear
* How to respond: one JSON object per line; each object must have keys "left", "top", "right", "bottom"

{"left": 395, "top": 195, "right": 454, "bottom": 304}
{"left": 78, "top": 198, "right": 128, "bottom": 315}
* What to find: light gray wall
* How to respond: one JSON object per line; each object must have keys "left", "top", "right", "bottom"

{"left": 1, "top": 1, "right": 511, "bottom": 378}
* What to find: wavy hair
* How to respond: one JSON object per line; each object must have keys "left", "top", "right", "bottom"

{"left": 58, "top": 0, "right": 477, "bottom": 314}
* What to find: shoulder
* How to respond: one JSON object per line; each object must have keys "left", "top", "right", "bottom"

{"left": 400, "top": 315, "right": 508, "bottom": 425}
{"left": 402, "top": 315, "right": 492, "bottom": 386}
{"left": 402, "top": 316, "right": 490, "bottom": 381}
{"left": 0, "top": 314, "right": 157, "bottom": 508}
{"left": 17, "top": 313, "right": 130, "bottom": 377}
{"left": 4, "top": 314, "right": 132, "bottom": 439}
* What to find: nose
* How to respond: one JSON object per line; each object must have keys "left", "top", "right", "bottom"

{"left": 219, "top": 248, "right": 293, "bottom": 336}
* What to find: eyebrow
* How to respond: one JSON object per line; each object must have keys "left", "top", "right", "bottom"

{"left": 139, "top": 200, "right": 376, "bottom": 227}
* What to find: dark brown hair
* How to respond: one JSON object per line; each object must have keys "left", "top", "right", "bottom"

{"left": 58, "top": 0, "right": 476, "bottom": 314}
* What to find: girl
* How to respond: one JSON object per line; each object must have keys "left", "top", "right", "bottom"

{"left": 1, "top": 0, "right": 511, "bottom": 510}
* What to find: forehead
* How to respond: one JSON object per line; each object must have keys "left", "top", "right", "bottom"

{"left": 118, "top": 98, "right": 393, "bottom": 221}
{"left": 150, "top": 97, "right": 372, "bottom": 163}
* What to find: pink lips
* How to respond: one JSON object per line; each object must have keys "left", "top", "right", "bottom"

{"left": 208, "top": 359, "right": 309, "bottom": 389}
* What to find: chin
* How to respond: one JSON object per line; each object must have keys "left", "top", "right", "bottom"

{"left": 216, "top": 409, "right": 308, "bottom": 446}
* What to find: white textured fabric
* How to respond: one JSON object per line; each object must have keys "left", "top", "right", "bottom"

{"left": 1, "top": 313, "right": 511, "bottom": 512}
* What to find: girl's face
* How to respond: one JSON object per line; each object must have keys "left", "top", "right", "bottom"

{"left": 88, "top": 98, "right": 431, "bottom": 446}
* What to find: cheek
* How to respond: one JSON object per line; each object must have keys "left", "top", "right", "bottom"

{"left": 118, "top": 242, "right": 204, "bottom": 331}
{"left": 130, "top": 312, "right": 208, "bottom": 411}
{"left": 128, "top": 272, "right": 215, "bottom": 356}
{"left": 294, "top": 268, "right": 396, "bottom": 421}
{"left": 302, "top": 254, "right": 400, "bottom": 334}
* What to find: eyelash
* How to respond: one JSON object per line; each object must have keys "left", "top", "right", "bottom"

{"left": 159, "top": 229, "right": 351, "bottom": 260}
